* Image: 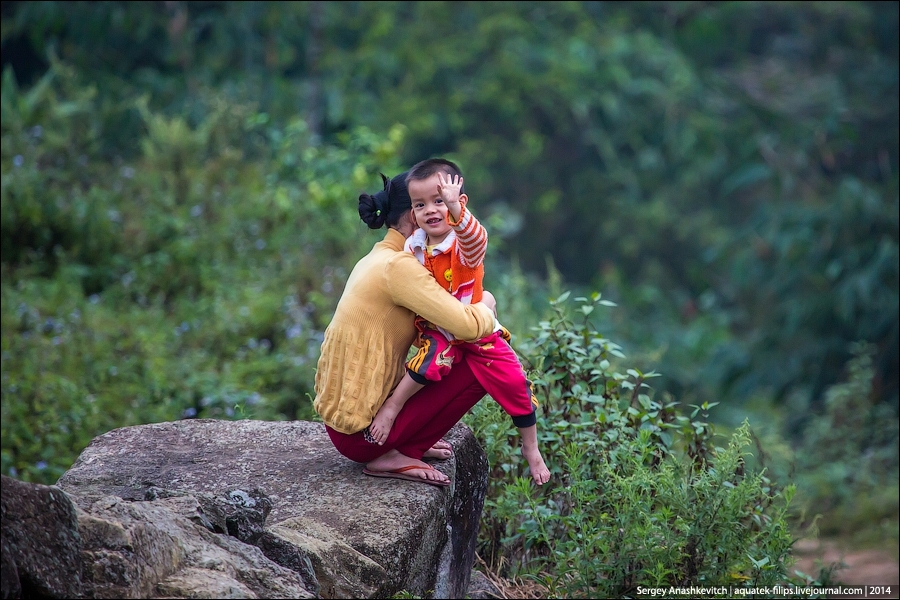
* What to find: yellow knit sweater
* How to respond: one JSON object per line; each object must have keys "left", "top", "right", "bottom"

{"left": 313, "top": 228, "right": 496, "bottom": 434}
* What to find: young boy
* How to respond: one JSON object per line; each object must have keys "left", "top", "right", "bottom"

{"left": 365, "top": 158, "right": 550, "bottom": 485}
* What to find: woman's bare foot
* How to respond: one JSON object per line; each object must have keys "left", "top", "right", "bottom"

{"left": 423, "top": 440, "right": 453, "bottom": 460}
{"left": 365, "top": 449, "right": 450, "bottom": 484}
{"left": 523, "top": 446, "right": 551, "bottom": 486}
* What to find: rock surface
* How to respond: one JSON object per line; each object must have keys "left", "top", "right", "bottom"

{"left": 54, "top": 419, "right": 489, "bottom": 598}
{"left": 466, "top": 570, "right": 505, "bottom": 599}
{"left": 73, "top": 492, "right": 313, "bottom": 599}
{"left": 0, "top": 475, "right": 84, "bottom": 599}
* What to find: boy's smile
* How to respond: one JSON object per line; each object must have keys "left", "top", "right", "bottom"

{"left": 409, "top": 174, "right": 453, "bottom": 245}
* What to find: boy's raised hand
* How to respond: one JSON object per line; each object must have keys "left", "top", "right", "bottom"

{"left": 437, "top": 172, "right": 464, "bottom": 220}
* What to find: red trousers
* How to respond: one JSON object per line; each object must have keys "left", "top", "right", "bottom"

{"left": 407, "top": 328, "right": 536, "bottom": 422}
{"left": 326, "top": 356, "right": 488, "bottom": 463}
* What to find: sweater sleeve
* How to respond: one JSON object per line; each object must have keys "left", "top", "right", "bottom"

{"left": 446, "top": 205, "right": 487, "bottom": 268}
{"left": 385, "top": 252, "right": 495, "bottom": 342}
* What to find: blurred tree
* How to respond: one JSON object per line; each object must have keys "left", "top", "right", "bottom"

{"left": 2, "top": 0, "right": 896, "bottom": 414}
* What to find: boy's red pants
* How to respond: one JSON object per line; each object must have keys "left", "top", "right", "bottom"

{"left": 325, "top": 356, "right": 488, "bottom": 463}
{"left": 406, "top": 328, "right": 537, "bottom": 423}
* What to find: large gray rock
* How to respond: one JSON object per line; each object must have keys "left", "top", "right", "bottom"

{"left": 57, "top": 419, "right": 489, "bottom": 599}
{"left": 0, "top": 475, "right": 84, "bottom": 599}
{"left": 72, "top": 493, "right": 313, "bottom": 599}
{"left": 0, "top": 475, "right": 314, "bottom": 599}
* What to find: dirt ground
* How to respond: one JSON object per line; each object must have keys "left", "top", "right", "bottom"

{"left": 792, "top": 538, "right": 899, "bottom": 586}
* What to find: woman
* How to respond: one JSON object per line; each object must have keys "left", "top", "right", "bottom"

{"left": 313, "top": 171, "right": 548, "bottom": 487}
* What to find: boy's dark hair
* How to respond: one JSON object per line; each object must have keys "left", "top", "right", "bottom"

{"left": 358, "top": 171, "right": 411, "bottom": 229}
{"left": 406, "top": 158, "right": 466, "bottom": 194}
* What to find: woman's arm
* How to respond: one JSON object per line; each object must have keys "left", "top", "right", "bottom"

{"left": 386, "top": 252, "right": 495, "bottom": 342}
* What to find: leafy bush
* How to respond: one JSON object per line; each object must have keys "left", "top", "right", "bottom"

{"left": 1, "top": 58, "right": 407, "bottom": 484}
{"left": 789, "top": 343, "right": 899, "bottom": 544}
{"left": 1, "top": 58, "right": 124, "bottom": 290}
{"left": 466, "top": 292, "right": 796, "bottom": 596}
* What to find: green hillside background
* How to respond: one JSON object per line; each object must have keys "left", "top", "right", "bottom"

{"left": 2, "top": 1, "right": 897, "bottom": 591}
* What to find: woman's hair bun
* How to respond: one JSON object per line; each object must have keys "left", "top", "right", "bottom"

{"left": 358, "top": 172, "right": 395, "bottom": 229}
{"left": 358, "top": 192, "right": 387, "bottom": 229}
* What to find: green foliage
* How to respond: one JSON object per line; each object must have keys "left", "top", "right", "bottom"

{"left": 390, "top": 591, "right": 425, "bottom": 600}
{"left": 714, "top": 179, "right": 899, "bottom": 414}
{"left": 1, "top": 1, "right": 896, "bottom": 577}
{"left": 4, "top": 0, "right": 897, "bottom": 447}
{"left": 788, "top": 343, "right": 899, "bottom": 542}
{"left": 465, "top": 293, "right": 795, "bottom": 595}
{"left": 1, "top": 58, "right": 407, "bottom": 483}
{"left": 1, "top": 56, "right": 122, "bottom": 287}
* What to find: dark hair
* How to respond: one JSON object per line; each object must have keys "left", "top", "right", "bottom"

{"left": 406, "top": 158, "right": 466, "bottom": 194}
{"left": 358, "top": 171, "right": 411, "bottom": 229}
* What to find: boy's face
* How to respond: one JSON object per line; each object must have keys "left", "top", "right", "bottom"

{"left": 409, "top": 173, "right": 452, "bottom": 243}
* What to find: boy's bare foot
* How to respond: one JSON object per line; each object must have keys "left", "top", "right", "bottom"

{"left": 423, "top": 440, "right": 453, "bottom": 460}
{"left": 365, "top": 449, "right": 450, "bottom": 484}
{"left": 523, "top": 446, "right": 551, "bottom": 486}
